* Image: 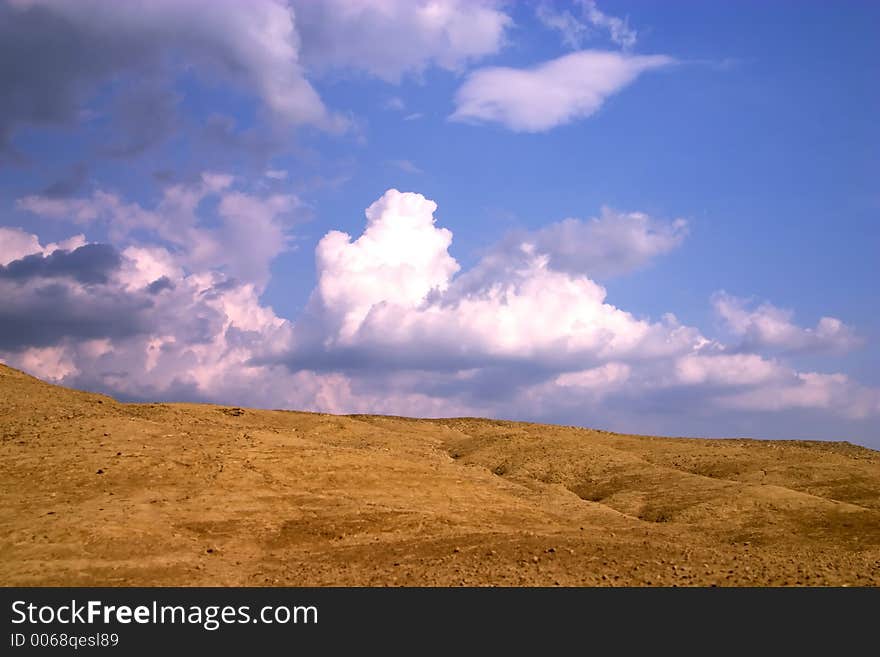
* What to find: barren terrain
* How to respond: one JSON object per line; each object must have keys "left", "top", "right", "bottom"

{"left": 2, "top": 363, "right": 879, "bottom": 586}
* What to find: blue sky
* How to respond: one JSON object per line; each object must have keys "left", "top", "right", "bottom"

{"left": 1, "top": 1, "right": 878, "bottom": 446}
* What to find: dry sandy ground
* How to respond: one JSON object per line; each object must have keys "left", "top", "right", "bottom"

{"left": 1, "top": 363, "right": 879, "bottom": 587}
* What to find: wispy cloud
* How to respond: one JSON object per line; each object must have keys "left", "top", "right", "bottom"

{"left": 536, "top": 0, "right": 637, "bottom": 50}
{"left": 386, "top": 159, "right": 424, "bottom": 174}
{"left": 383, "top": 96, "right": 406, "bottom": 112}
{"left": 451, "top": 50, "right": 673, "bottom": 132}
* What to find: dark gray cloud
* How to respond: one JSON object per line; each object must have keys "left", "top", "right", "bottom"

{"left": 0, "top": 243, "right": 150, "bottom": 349}
{"left": 101, "top": 80, "right": 181, "bottom": 158}
{"left": 0, "top": 241, "right": 231, "bottom": 351}
{"left": 196, "top": 114, "right": 280, "bottom": 169}
{"left": 201, "top": 277, "right": 241, "bottom": 297}
{"left": 0, "top": 0, "right": 336, "bottom": 161}
{"left": 146, "top": 276, "right": 175, "bottom": 295}
{"left": 0, "top": 244, "right": 121, "bottom": 284}
{"left": 0, "top": 280, "right": 153, "bottom": 350}
{"left": 0, "top": 4, "right": 145, "bottom": 155}
{"left": 40, "top": 162, "right": 90, "bottom": 198}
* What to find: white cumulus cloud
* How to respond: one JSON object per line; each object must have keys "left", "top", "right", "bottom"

{"left": 712, "top": 292, "right": 861, "bottom": 354}
{"left": 494, "top": 207, "right": 687, "bottom": 278}
{"left": 311, "top": 189, "right": 460, "bottom": 342}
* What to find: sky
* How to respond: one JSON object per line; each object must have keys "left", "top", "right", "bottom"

{"left": 1, "top": 0, "right": 878, "bottom": 446}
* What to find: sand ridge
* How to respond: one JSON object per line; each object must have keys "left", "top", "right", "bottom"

{"left": 1, "top": 363, "right": 878, "bottom": 586}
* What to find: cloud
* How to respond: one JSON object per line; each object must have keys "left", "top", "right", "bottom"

{"left": 0, "top": 227, "right": 43, "bottom": 266}
{"left": 381, "top": 97, "right": 425, "bottom": 122}
{"left": 554, "top": 362, "right": 631, "bottom": 391}
{"left": 536, "top": 1, "right": 637, "bottom": 50}
{"left": 0, "top": 0, "right": 516, "bottom": 159}
{"left": 0, "top": 227, "right": 86, "bottom": 266}
{"left": 3, "top": 189, "right": 878, "bottom": 440}
{"left": 100, "top": 79, "right": 180, "bottom": 158}
{"left": 2, "top": 175, "right": 327, "bottom": 409}
{"left": 582, "top": 0, "right": 637, "bottom": 50}
{"left": 0, "top": 243, "right": 120, "bottom": 284}
{"left": 283, "top": 190, "right": 701, "bottom": 376}
{"left": 291, "top": 0, "right": 511, "bottom": 81}
{"left": 9, "top": 344, "right": 79, "bottom": 382}
{"left": 674, "top": 353, "right": 785, "bottom": 387}
{"left": 17, "top": 173, "right": 302, "bottom": 290}
{"left": 0, "top": 227, "right": 300, "bottom": 406}
{"left": 40, "top": 162, "right": 90, "bottom": 199}
{"left": 0, "top": 244, "right": 154, "bottom": 350}
{"left": 310, "top": 190, "right": 460, "bottom": 343}
{"left": 387, "top": 159, "right": 424, "bottom": 174}
{"left": 0, "top": 280, "right": 152, "bottom": 351}
{"left": 0, "top": 234, "right": 412, "bottom": 419}
{"left": 196, "top": 114, "right": 282, "bottom": 168}
{"left": 719, "top": 372, "right": 880, "bottom": 420}
{"left": 0, "top": 0, "right": 344, "bottom": 154}
{"left": 275, "top": 190, "right": 878, "bottom": 428}
{"left": 535, "top": 2, "right": 591, "bottom": 50}
{"left": 451, "top": 50, "right": 673, "bottom": 132}
{"left": 712, "top": 292, "right": 861, "bottom": 354}
{"left": 488, "top": 207, "right": 687, "bottom": 279}
{"left": 147, "top": 276, "right": 175, "bottom": 295}
{"left": 535, "top": 0, "right": 638, "bottom": 50}
{"left": 383, "top": 97, "right": 406, "bottom": 112}
{"left": 0, "top": 0, "right": 520, "bottom": 155}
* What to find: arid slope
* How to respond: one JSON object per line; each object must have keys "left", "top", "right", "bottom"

{"left": 1, "top": 363, "right": 878, "bottom": 586}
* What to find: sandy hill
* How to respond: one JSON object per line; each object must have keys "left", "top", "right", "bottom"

{"left": 1, "top": 363, "right": 878, "bottom": 586}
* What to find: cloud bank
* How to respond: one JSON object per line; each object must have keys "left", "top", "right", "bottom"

{"left": 0, "top": 0, "right": 516, "bottom": 155}
{"left": 0, "top": 0, "right": 345, "bottom": 155}
{"left": 4, "top": 187, "right": 877, "bottom": 438}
